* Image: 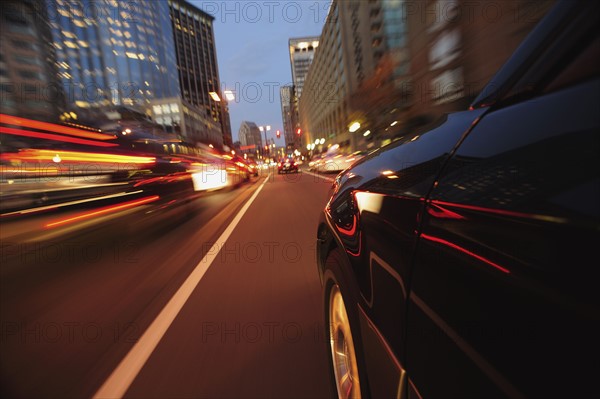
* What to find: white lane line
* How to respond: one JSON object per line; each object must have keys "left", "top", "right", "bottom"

{"left": 93, "top": 175, "right": 271, "bottom": 399}
{"left": 302, "top": 170, "right": 336, "bottom": 182}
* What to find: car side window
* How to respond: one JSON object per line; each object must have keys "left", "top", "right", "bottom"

{"left": 497, "top": 6, "right": 599, "bottom": 106}
{"left": 542, "top": 35, "right": 600, "bottom": 94}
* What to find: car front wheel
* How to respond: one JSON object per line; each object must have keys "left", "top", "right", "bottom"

{"left": 328, "top": 283, "right": 362, "bottom": 399}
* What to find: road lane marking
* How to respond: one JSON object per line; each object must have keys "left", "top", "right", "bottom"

{"left": 302, "top": 170, "right": 336, "bottom": 182}
{"left": 93, "top": 175, "right": 271, "bottom": 399}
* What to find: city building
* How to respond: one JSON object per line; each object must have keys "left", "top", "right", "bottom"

{"left": 238, "top": 121, "right": 262, "bottom": 152}
{"left": 282, "top": 37, "right": 319, "bottom": 152}
{"left": 45, "top": 0, "right": 180, "bottom": 129}
{"left": 288, "top": 36, "right": 319, "bottom": 99}
{"left": 279, "top": 85, "right": 298, "bottom": 150}
{"left": 148, "top": 97, "right": 221, "bottom": 145}
{"left": 299, "top": 0, "right": 410, "bottom": 152}
{"left": 404, "top": 0, "right": 553, "bottom": 129}
{"left": 300, "top": 0, "right": 551, "bottom": 152}
{"left": 0, "top": 0, "right": 63, "bottom": 122}
{"left": 168, "top": 0, "right": 232, "bottom": 147}
{"left": 44, "top": 0, "right": 231, "bottom": 146}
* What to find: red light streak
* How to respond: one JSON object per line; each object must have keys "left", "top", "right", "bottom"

{"left": 0, "top": 126, "right": 118, "bottom": 147}
{"left": 427, "top": 203, "right": 465, "bottom": 220}
{"left": 1, "top": 148, "right": 155, "bottom": 164}
{"left": 45, "top": 195, "right": 159, "bottom": 228}
{"left": 420, "top": 233, "right": 511, "bottom": 274}
{"left": 430, "top": 200, "right": 550, "bottom": 221}
{"left": 0, "top": 114, "right": 115, "bottom": 141}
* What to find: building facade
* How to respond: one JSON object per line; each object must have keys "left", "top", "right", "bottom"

{"left": 148, "top": 96, "right": 221, "bottom": 145}
{"left": 46, "top": 0, "right": 180, "bottom": 124}
{"left": 168, "top": 0, "right": 232, "bottom": 147}
{"left": 299, "top": 0, "right": 410, "bottom": 153}
{"left": 288, "top": 36, "right": 319, "bottom": 99}
{"left": 404, "top": 0, "right": 553, "bottom": 129}
{"left": 279, "top": 85, "right": 298, "bottom": 150}
{"left": 1, "top": 0, "right": 63, "bottom": 122}
{"left": 42, "top": 0, "right": 231, "bottom": 146}
{"left": 300, "top": 0, "right": 551, "bottom": 153}
{"left": 238, "top": 121, "right": 262, "bottom": 151}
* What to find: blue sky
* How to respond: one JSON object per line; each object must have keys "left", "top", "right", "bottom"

{"left": 191, "top": 1, "right": 330, "bottom": 146}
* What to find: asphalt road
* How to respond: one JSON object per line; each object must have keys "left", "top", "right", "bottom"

{"left": 1, "top": 168, "right": 337, "bottom": 398}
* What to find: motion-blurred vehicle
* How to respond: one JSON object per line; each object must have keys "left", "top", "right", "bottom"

{"left": 316, "top": 2, "right": 600, "bottom": 398}
{"left": 246, "top": 158, "right": 259, "bottom": 177}
{"left": 310, "top": 147, "right": 343, "bottom": 173}
{"left": 277, "top": 157, "right": 298, "bottom": 174}
{"left": 310, "top": 147, "right": 366, "bottom": 174}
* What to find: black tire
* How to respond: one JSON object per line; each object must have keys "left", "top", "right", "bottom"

{"left": 323, "top": 248, "right": 370, "bottom": 399}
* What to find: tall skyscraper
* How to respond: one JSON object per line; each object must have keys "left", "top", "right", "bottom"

{"left": 168, "top": 0, "right": 232, "bottom": 146}
{"left": 44, "top": 0, "right": 231, "bottom": 146}
{"left": 1, "top": 0, "right": 63, "bottom": 122}
{"left": 279, "top": 85, "right": 295, "bottom": 149}
{"left": 46, "top": 0, "right": 180, "bottom": 123}
{"left": 283, "top": 36, "right": 318, "bottom": 151}
{"left": 288, "top": 37, "right": 319, "bottom": 99}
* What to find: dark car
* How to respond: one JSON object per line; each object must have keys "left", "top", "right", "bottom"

{"left": 278, "top": 157, "right": 298, "bottom": 174}
{"left": 316, "top": 2, "right": 600, "bottom": 398}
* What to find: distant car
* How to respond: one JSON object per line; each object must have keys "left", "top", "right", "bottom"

{"left": 277, "top": 158, "right": 298, "bottom": 174}
{"left": 317, "top": 2, "right": 600, "bottom": 398}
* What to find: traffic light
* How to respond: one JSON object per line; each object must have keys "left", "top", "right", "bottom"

{"left": 276, "top": 130, "right": 281, "bottom": 138}
{"left": 297, "top": 128, "right": 301, "bottom": 135}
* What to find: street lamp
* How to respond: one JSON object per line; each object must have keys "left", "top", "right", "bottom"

{"left": 224, "top": 90, "right": 235, "bottom": 101}
{"left": 349, "top": 121, "right": 361, "bottom": 133}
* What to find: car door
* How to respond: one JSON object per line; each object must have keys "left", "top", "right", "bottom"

{"left": 406, "top": 23, "right": 599, "bottom": 398}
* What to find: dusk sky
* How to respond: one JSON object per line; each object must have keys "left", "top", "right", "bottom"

{"left": 190, "top": 1, "right": 331, "bottom": 146}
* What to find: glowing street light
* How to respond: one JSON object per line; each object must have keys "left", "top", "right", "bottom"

{"left": 209, "top": 92, "right": 221, "bottom": 102}
{"left": 349, "top": 121, "right": 361, "bottom": 133}
{"left": 363, "top": 130, "right": 371, "bottom": 137}
{"left": 224, "top": 90, "right": 235, "bottom": 101}
{"left": 319, "top": 138, "right": 325, "bottom": 145}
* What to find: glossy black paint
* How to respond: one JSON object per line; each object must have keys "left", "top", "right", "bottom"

{"left": 318, "top": 1, "right": 599, "bottom": 397}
